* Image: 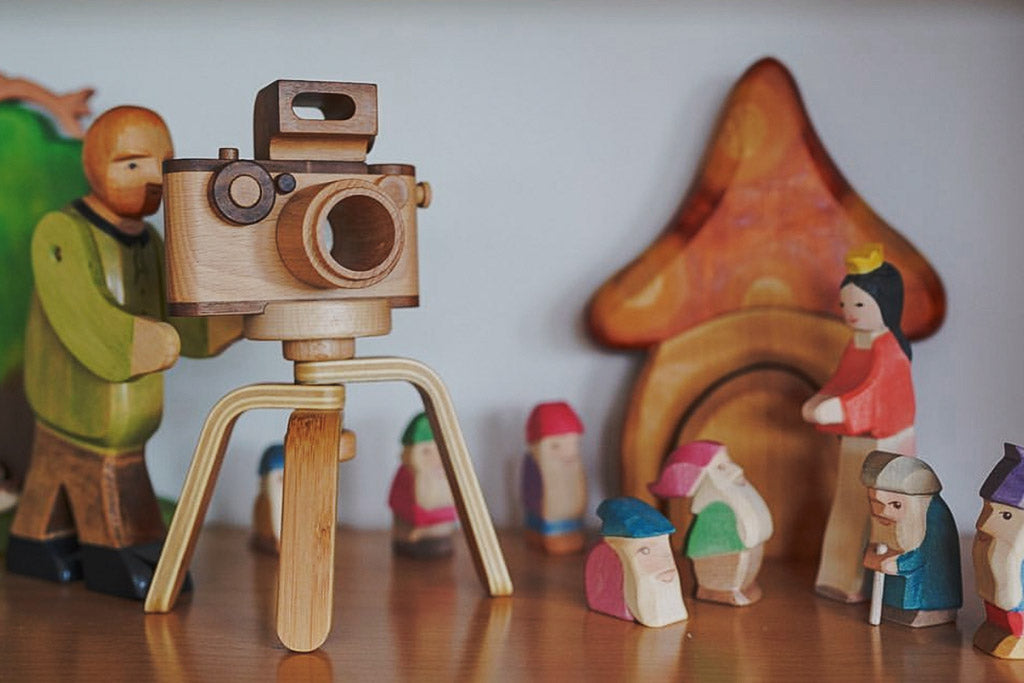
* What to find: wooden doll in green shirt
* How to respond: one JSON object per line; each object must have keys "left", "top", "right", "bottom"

{"left": 650, "top": 440, "right": 773, "bottom": 605}
{"left": 5, "top": 106, "right": 240, "bottom": 599}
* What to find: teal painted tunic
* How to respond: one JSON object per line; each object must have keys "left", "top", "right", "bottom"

{"left": 883, "top": 496, "right": 963, "bottom": 611}
{"left": 685, "top": 501, "right": 745, "bottom": 558}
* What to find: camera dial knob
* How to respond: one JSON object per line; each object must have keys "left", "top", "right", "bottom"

{"left": 210, "top": 161, "right": 276, "bottom": 225}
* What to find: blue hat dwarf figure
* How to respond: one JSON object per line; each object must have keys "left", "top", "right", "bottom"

{"left": 585, "top": 497, "right": 688, "bottom": 627}
{"left": 861, "top": 451, "right": 961, "bottom": 627}
{"left": 388, "top": 413, "right": 458, "bottom": 558}
{"left": 973, "top": 443, "right": 1024, "bottom": 658}
{"left": 252, "top": 445, "right": 285, "bottom": 554}
{"left": 521, "top": 401, "right": 587, "bottom": 554}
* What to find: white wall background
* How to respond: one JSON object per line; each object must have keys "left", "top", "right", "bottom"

{"left": 3, "top": 1, "right": 1024, "bottom": 543}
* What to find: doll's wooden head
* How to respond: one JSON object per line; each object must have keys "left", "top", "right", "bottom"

{"left": 82, "top": 106, "right": 172, "bottom": 221}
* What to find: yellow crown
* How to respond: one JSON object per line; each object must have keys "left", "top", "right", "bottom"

{"left": 845, "top": 243, "right": 884, "bottom": 275}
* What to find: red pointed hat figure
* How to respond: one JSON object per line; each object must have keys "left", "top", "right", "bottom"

{"left": 521, "top": 401, "right": 587, "bottom": 554}
{"left": 649, "top": 441, "right": 773, "bottom": 605}
{"left": 802, "top": 243, "right": 916, "bottom": 603}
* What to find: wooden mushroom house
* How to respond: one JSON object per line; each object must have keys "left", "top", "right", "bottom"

{"left": 587, "top": 57, "right": 945, "bottom": 562}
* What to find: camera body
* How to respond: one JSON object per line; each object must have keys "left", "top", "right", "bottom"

{"left": 163, "top": 80, "right": 430, "bottom": 318}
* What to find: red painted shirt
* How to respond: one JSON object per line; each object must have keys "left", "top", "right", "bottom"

{"left": 387, "top": 464, "right": 458, "bottom": 527}
{"left": 817, "top": 331, "right": 915, "bottom": 439}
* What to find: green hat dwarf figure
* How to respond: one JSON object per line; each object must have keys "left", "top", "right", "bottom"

{"left": 388, "top": 413, "right": 458, "bottom": 558}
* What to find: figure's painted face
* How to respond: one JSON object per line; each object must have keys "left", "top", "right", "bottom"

{"left": 977, "top": 500, "right": 1024, "bottom": 543}
{"left": 84, "top": 108, "right": 173, "bottom": 221}
{"left": 839, "top": 283, "right": 885, "bottom": 332}
{"left": 868, "top": 488, "right": 912, "bottom": 524}
{"left": 405, "top": 441, "right": 443, "bottom": 473}
{"left": 867, "top": 488, "right": 929, "bottom": 552}
{"left": 606, "top": 532, "right": 686, "bottom": 627}
{"left": 533, "top": 433, "right": 581, "bottom": 466}
{"left": 710, "top": 452, "right": 746, "bottom": 487}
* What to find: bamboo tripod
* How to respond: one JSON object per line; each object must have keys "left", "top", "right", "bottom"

{"left": 144, "top": 311, "right": 512, "bottom": 652}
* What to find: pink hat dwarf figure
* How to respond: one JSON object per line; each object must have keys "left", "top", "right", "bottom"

{"left": 521, "top": 402, "right": 587, "bottom": 554}
{"left": 649, "top": 441, "right": 773, "bottom": 606}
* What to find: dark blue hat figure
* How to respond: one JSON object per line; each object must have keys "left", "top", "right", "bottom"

{"left": 585, "top": 497, "right": 687, "bottom": 627}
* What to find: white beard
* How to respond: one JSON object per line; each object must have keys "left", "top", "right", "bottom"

{"left": 978, "top": 535, "right": 1024, "bottom": 610}
{"left": 692, "top": 473, "right": 773, "bottom": 548}
{"left": 624, "top": 565, "right": 688, "bottom": 628}
{"left": 414, "top": 465, "right": 455, "bottom": 510}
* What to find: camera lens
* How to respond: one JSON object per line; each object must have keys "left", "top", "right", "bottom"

{"left": 277, "top": 179, "right": 405, "bottom": 289}
{"left": 321, "top": 195, "right": 395, "bottom": 273}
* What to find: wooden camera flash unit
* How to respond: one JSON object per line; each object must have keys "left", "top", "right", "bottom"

{"left": 148, "top": 81, "right": 510, "bottom": 654}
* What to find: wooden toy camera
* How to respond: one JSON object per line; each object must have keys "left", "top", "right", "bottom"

{"left": 163, "top": 80, "right": 431, "bottom": 321}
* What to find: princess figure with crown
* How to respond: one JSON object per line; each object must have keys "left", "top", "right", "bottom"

{"left": 801, "top": 243, "right": 917, "bottom": 603}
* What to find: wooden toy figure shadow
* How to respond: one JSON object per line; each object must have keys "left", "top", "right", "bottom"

{"left": 142, "top": 80, "right": 511, "bottom": 653}
{"left": 587, "top": 57, "right": 945, "bottom": 566}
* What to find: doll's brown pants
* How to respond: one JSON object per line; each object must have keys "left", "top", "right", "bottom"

{"left": 10, "top": 422, "right": 165, "bottom": 548}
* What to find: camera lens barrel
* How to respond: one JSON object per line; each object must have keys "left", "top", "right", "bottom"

{"left": 276, "top": 179, "right": 405, "bottom": 289}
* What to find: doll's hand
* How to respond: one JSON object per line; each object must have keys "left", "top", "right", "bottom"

{"left": 801, "top": 394, "right": 826, "bottom": 422}
{"left": 130, "top": 318, "right": 181, "bottom": 375}
{"left": 864, "top": 544, "right": 898, "bottom": 574}
{"left": 812, "top": 397, "right": 844, "bottom": 425}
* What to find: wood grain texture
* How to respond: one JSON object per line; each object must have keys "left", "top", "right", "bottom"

{"left": 253, "top": 81, "right": 378, "bottom": 162}
{"left": 587, "top": 57, "right": 945, "bottom": 348}
{"left": 587, "top": 57, "right": 944, "bottom": 568}
{"left": 295, "top": 357, "right": 512, "bottom": 597}
{"left": 162, "top": 167, "right": 421, "bottom": 313}
{"left": 145, "top": 383, "right": 345, "bottom": 613}
{"left": 277, "top": 410, "right": 341, "bottom": 652}
{"left": 1, "top": 526, "right": 1011, "bottom": 681}
{"left": 625, "top": 308, "right": 848, "bottom": 561}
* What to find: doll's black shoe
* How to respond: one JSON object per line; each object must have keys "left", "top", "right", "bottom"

{"left": 81, "top": 541, "right": 192, "bottom": 600}
{"left": 5, "top": 534, "right": 83, "bottom": 583}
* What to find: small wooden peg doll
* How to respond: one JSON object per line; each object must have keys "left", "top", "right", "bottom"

{"left": 5, "top": 106, "right": 239, "bottom": 599}
{"left": 585, "top": 497, "right": 688, "bottom": 627}
{"left": 973, "top": 443, "right": 1024, "bottom": 658}
{"left": 521, "top": 401, "right": 587, "bottom": 554}
{"left": 861, "top": 451, "right": 961, "bottom": 627}
{"left": 252, "top": 445, "right": 284, "bottom": 554}
{"left": 802, "top": 243, "right": 917, "bottom": 603}
{"left": 649, "top": 441, "right": 773, "bottom": 605}
{"left": 388, "top": 413, "right": 458, "bottom": 558}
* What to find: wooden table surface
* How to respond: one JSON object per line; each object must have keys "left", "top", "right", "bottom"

{"left": 1, "top": 526, "right": 1021, "bottom": 682}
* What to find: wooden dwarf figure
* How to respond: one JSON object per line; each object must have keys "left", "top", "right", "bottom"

{"left": 973, "top": 442, "right": 1024, "bottom": 658}
{"left": 648, "top": 441, "right": 773, "bottom": 606}
{"left": 5, "top": 106, "right": 239, "bottom": 599}
{"left": 802, "top": 244, "right": 916, "bottom": 603}
{"left": 388, "top": 413, "right": 458, "bottom": 558}
{"left": 861, "top": 451, "right": 961, "bottom": 627}
{"left": 585, "top": 497, "right": 688, "bottom": 627}
{"left": 521, "top": 401, "right": 587, "bottom": 554}
{"left": 251, "top": 444, "right": 284, "bottom": 555}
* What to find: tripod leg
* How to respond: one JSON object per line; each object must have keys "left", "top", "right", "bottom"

{"left": 277, "top": 409, "right": 341, "bottom": 652}
{"left": 145, "top": 383, "right": 344, "bottom": 613}
{"left": 294, "top": 357, "right": 513, "bottom": 597}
